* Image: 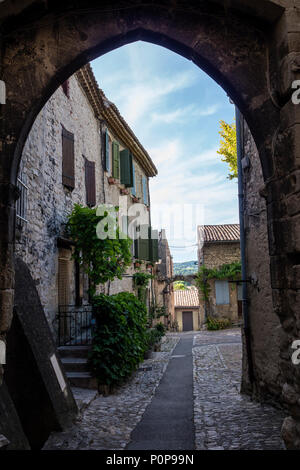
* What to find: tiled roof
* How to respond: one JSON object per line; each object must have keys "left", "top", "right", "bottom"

{"left": 199, "top": 224, "right": 240, "bottom": 243}
{"left": 174, "top": 288, "right": 200, "bottom": 308}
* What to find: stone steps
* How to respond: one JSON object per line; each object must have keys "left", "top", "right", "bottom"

{"left": 66, "top": 372, "right": 98, "bottom": 390}
{"left": 58, "top": 345, "right": 97, "bottom": 390}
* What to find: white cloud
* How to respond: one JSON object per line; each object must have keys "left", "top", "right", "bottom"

{"left": 151, "top": 103, "right": 219, "bottom": 124}
{"left": 118, "top": 72, "right": 197, "bottom": 126}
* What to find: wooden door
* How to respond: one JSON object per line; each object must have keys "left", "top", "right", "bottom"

{"left": 182, "top": 311, "right": 193, "bottom": 331}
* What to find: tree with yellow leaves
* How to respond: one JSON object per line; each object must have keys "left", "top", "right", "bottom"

{"left": 217, "top": 120, "right": 237, "bottom": 180}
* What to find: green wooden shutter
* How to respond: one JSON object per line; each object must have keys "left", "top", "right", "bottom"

{"left": 104, "top": 129, "right": 110, "bottom": 172}
{"left": 120, "top": 149, "right": 133, "bottom": 187}
{"left": 138, "top": 224, "right": 149, "bottom": 260}
{"left": 149, "top": 228, "right": 159, "bottom": 262}
{"left": 112, "top": 141, "right": 120, "bottom": 179}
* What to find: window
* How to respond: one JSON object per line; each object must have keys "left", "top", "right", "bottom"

{"left": 84, "top": 158, "right": 96, "bottom": 207}
{"left": 215, "top": 280, "right": 229, "bottom": 305}
{"left": 61, "top": 80, "right": 70, "bottom": 98}
{"left": 112, "top": 141, "right": 120, "bottom": 179}
{"left": 120, "top": 149, "right": 133, "bottom": 187}
{"left": 16, "top": 173, "right": 28, "bottom": 225}
{"left": 62, "top": 127, "right": 75, "bottom": 189}
{"left": 134, "top": 225, "right": 159, "bottom": 261}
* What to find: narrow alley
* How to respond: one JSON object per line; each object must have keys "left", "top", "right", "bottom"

{"left": 43, "top": 329, "right": 286, "bottom": 450}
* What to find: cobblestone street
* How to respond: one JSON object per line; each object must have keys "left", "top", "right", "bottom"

{"left": 193, "top": 329, "right": 286, "bottom": 450}
{"left": 44, "top": 329, "right": 286, "bottom": 450}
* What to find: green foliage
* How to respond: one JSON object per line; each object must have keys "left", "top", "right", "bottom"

{"left": 217, "top": 120, "right": 238, "bottom": 180}
{"left": 88, "top": 292, "right": 148, "bottom": 386}
{"left": 133, "top": 271, "right": 153, "bottom": 304}
{"left": 206, "top": 316, "right": 231, "bottom": 331}
{"left": 149, "top": 304, "right": 167, "bottom": 327}
{"left": 173, "top": 261, "right": 198, "bottom": 276}
{"left": 195, "top": 261, "right": 241, "bottom": 302}
{"left": 132, "top": 272, "right": 153, "bottom": 287}
{"left": 173, "top": 281, "right": 188, "bottom": 291}
{"left": 146, "top": 323, "right": 166, "bottom": 349}
{"left": 67, "top": 204, "right": 132, "bottom": 295}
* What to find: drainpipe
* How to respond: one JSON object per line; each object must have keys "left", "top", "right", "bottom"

{"left": 235, "top": 106, "right": 254, "bottom": 385}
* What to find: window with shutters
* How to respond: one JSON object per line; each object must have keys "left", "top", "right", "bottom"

{"left": 149, "top": 228, "right": 159, "bottom": 262}
{"left": 84, "top": 158, "right": 96, "bottom": 207}
{"left": 112, "top": 141, "right": 120, "bottom": 179}
{"left": 58, "top": 248, "right": 72, "bottom": 307}
{"left": 215, "top": 280, "right": 230, "bottom": 305}
{"left": 62, "top": 80, "right": 70, "bottom": 98}
{"left": 62, "top": 126, "right": 75, "bottom": 189}
{"left": 120, "top": 149, "right": 133, "bottom": 187}
{"left": 134, "top": 224, "right": 149, "bottom": 260}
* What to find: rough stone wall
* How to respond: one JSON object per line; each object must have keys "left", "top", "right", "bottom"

{"left": 15, "top": 74, "right": 153, "bottom": 334}
{"left": 15, "top": 76, "right": 103, "bottom": 332}
{"left": 206, "top": 279, "right": 239, "bottom": 321}
{"left": 203, "top": 242, "right": 240, "bottom": 270}
{"left": 153, "top": 230, "right": 175, "bottom": 328}
{"left": 242, "top": 120, "right": 284, "bottom": 405}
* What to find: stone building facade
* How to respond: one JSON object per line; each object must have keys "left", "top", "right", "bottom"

{"left": 241, "top": 119, "right": 284, "bottom": 406}
{"left": 153, "top": 230, "right": 175, "bottom": 329}
{"left": 15, "top": 63, "right": 158, "bottom": 342}
{"left": 197, "top": 224, "right": 241, "bottom": 322}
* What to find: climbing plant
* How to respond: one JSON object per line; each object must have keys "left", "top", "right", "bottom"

{"left": 67, "top": 204, "right": 132, "bottom": 295}
{"left": 195, "top": 261, "right": 241, "bottom": 302}
{"left": 132, "top": 271, "right": 153, "bottom": 304}
{"left": 88, "top": 292, "right": 148, "bottom": 387}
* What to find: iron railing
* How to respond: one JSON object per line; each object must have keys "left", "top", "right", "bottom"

{"left": 57, "top": 305, "right": 94, "bottom": 346}
{"left": 16, "top": 175, "right": 28, "bottom": 225}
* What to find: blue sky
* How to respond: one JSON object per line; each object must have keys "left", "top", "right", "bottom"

{"left": 91, "top": 41, "right": 238, "bottom": 262}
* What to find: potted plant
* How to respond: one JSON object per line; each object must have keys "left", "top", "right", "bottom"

{"left": 132, "top": 195, "right": 140, "bottom": 203}
{"left": 146, "top": 261, "right": 154, "bottom": 269}
{"left": 120, "top": 188, "right": 129, "bottom": 195}
{"left": 134, "top": 259, "right": 142, "bottom": 269}
{"left": 108, "top": 176, "right": 116, "bottom": 185}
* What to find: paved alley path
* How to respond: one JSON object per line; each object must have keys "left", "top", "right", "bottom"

{"left": 44, "top": 328, "right": 286, "bottom": 450}
{"left": 127, "top": 335, "right": 194, "bottom": 450}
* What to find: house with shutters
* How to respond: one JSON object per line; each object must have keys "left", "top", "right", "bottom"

{"left": 197, "top": 224, "right": 242, "bottom": 322}
{"left": 15, "top": 63, "right": 158, "bottom": 344}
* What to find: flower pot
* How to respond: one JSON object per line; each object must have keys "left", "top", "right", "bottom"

{"left": 134, "top": 262, "right": 141, "bottom": 269}
{"left": 108, "top": 177, "right": 116, "bottom": 185}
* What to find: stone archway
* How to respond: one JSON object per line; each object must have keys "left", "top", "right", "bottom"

{"left": 0, "top": 0, "right": 300, "bottom": 447}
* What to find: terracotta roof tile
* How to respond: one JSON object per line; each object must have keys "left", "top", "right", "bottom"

{"left": 198, "top": 224, "right": 240, "bottom": 243}
{"left": 174, "top": 288, "right": 200, "bottom": 308}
